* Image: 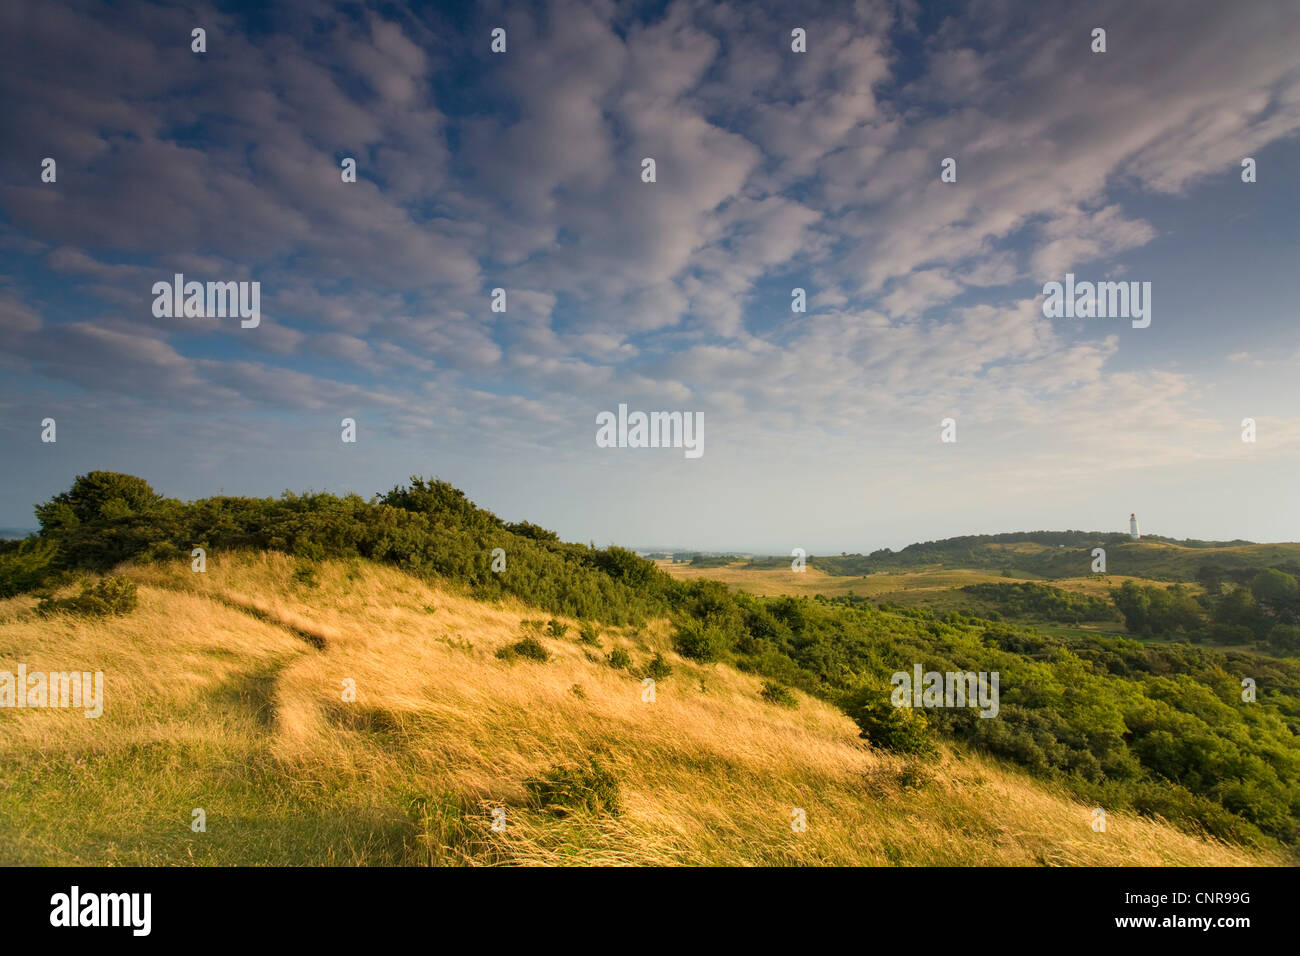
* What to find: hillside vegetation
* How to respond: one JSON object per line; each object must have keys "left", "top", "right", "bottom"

{"left": 2, "top": 472, "right": 1299, "bottom": 860}
{"left": 0, "top": 551, "right": 1280, "bottom": 866}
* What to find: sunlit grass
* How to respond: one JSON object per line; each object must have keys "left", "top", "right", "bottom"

{"left": 0, "top": 552, "right": 1279, "bottom": 866}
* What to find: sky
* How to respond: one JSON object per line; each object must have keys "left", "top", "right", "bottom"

{"left": 1, "top": 0, "right": 1299, "bottom": 552}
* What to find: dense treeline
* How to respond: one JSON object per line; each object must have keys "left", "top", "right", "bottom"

{"left": 733, "top": 595, "right": 1300, "bottom": 845}
{"left": 1113, "top": 573, "right": 1300, "bottom": 653}
{"left": 960, "top": 581, "right": 1120, "bottom": 623}
{"left": 681, "top": 554, "right": 738, "bottom": 568}
{"left": 4, "top": 472, "right": 1299, "bottom": 849}
{"left": 6, "top": 471, "right": 673, "bottom": 624}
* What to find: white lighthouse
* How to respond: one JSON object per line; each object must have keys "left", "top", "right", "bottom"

{"left": 1129, "top": 513, "right": 1140, "bottom": 540}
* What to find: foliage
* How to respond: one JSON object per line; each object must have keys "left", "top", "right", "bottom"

{"left": 25, "top": 472, "right": 675, "bottom": 625}
{"left": 962, "top": 581, "right": 1119, "bottom": 623}
{"left": 497, "top": 636, "right": 550, "bottom": 663}
{"left": 672, "top": 616, "right": 729, "bottom": 662}
{"left": 292, "top": 562, "right": 319, "bottom": 588}
{"left": 642, "top": 652, "right": 673, "bottom": 682}
{"left": 1111, "top": 580, "right": 1205, "bottom": 637}
{"left": 841, "top": 684, "right": 937, "bottom": 757}
{"left": 38, "top": 576, "right": 139, "bottom": 617}
{"left": 524, "top": 756, "right": 622, "bottom": 816}
{"left": 759, "top": 680, "right": 797, "bottom": 708}
{"left": 0, "top": 537, "right": 61, "bottom": 597}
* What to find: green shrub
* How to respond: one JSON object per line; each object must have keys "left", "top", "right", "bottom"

{"left": 642, "top": 652, "right": 673, "bottom": 682}
{"left": 0, "top": 537, "right": 60, "bottom": 597}
{"left": 292, "top": 562, "right": 319, "bottom": 588}
{"left": 545, "top": 618, "right": 569, "bottom": 639}
{"left": 577, "top": 622, "right": 602, "bottom": 646}
{"left": 38, "top": 576, "right": 139, "bottom": 617}
{"left": 606, "top": 647, "right": 632, "bottom": 670}
{"left": 672, "top": 618, "right": 728, "bottom": 662}
{"left": 759, "top": 680, "right": 797, "bottom": 708}
{"left": 1267, "top": 624, "right": 1300, "bottom": 653}
{"left": 841, "top": 686, "right": 937, "bottom": 757}
{"left": 497, "top": 636, "right": 550, "bottom": 662}
{"left": 524, "top": 756, "right": 622, "bottom": 817}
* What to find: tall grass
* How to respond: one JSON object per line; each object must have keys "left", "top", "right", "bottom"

{"left": 0, "top": 552, "right": 1280, "bottom": 866}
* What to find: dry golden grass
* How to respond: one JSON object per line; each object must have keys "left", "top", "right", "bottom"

{"left": 0, "top": 552, "right": 1280, "bottom": 866}
{"left": 656, "top": 561, "right": 1197, "bottom": 623}
{"left": 657, "top": 561, "right": 1018, "bottom": 598}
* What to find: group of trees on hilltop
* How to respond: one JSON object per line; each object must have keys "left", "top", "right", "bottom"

{"left": 5, "top": 472, "right": 1300, "bottom": 849}
{"left": 4, "top": 471, "right": 674, "bottom": 624}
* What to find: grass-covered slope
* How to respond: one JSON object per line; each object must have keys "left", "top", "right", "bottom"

{"left": 0, "top": 552, "right": 1279, "bottom": 866}
{"left": 4, "top": 472, "right": 1299, "bottom": 857}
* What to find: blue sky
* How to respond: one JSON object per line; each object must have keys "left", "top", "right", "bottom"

{"left": 1, "top": 0, "right": 1299, "bottom": 551}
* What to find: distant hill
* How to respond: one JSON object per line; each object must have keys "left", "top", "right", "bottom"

{"left": 723, "top": 532, "right": 1300, "bottom": 582}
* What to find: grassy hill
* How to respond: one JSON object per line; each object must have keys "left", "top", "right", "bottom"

{"left": 4, "top": 471, "right": 1299, "bottom": 864}
{"left": 0, "top": 551, "right": 1279, "bottom": 866}
{"left": 720, "top": 535, "right": 1300, "bottom": 582}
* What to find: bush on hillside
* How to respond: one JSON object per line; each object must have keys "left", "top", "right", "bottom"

{"left": 841, "top": 685, "right": 937, "bottom": 757}
{"left": 292, "top": 562, "right": 319, "bottom": 588}
{"left": 525, "top": 756, "right": 622, "bottom": 817}
{"left": 496, "top": 636, "right": 550, "bottom": 663}
{"left": 38, "top": 576, "right": 138, "bottom": 617}
{"left": 641, "top": 652, "right": 673, "bottom": 682}
{"left": 1267, "top": 624, "right": 1300, "bottom": 653}
{"left": 672, "top": 617, "right": 728, "bottom": 662}
{"left": 759, "top": 680, "right": 797, "bottom": 708}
